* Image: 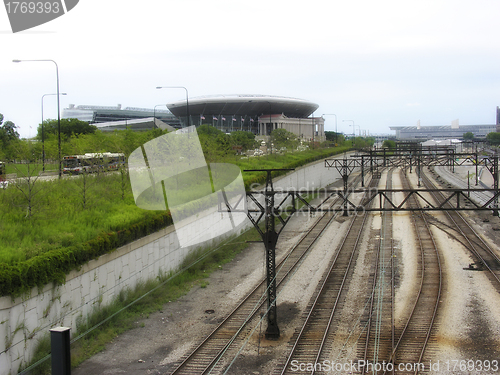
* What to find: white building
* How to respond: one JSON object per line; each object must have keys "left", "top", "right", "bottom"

{"left": 257, "top": 113, "right": 325, "bottom": 142}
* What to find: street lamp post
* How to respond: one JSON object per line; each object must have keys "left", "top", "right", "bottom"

{"left": 42, "top": 92, "right": 67, "bottom": 171}
{"left": 312, "top": 112, "right": 315, "bottom": 147}
{"left": 156, "top": 86, "right": 190, "bottom": 128}
{"left": 153, "top": 104, "right": 167, "bottom": 130}
{"left": 266, "top": 101, "right": 272, "bottom": 153}
{"left": 349, "top": 124, "right": 361, "bottom": 148}
{"left": 14, "top": 59, "right": 63, "bottom": 178}
{"left": 322, "top": 113, "right": 337, "bottom": 145}
{"left": 343, "top": 120, "right": 354, "bottom": 146}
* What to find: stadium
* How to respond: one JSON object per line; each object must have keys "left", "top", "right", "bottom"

{"left": 167, "top": 94, "right": 325, "bottom": 141}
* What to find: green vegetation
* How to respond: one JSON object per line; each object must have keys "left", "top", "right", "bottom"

{"left": 37, "top": 118, "right": 97, "bottom": 139}
{"left": 0, "top": 173, "right": 155, "bottom": 263}
{"left": 5, "top": 162, "right": 58, "bottom": 175}
{"left": 269, "top": 128, "right": 299, "bottom": 151}
{"left": 0, "top": 124, "right": 350, "bottom": 297}
{"left": 352, "top": 136, "right": 375, "bottom": 149}
{"left": 463, "top": 131, "right": 474, "bottom": 140}
{"left": 237, "top": 146, "right": 350, "bottom": 187}
{"left": 382, "top": 139, "right": 396, "bottom": 149}
{"left": 486, "top": 132, "right": 500, "bottom": 145}
{"left": 0, "top": 112, "right": 20, "bottom": 161}
{"left": 325, "top": 131, "right": 345, "bottom": 146}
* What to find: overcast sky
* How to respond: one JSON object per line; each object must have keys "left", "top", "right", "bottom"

{"left": 1, "top": 0, "right": 499, "bottom": 139}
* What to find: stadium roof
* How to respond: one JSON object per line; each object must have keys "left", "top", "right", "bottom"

{"left": 166, "top": 94, "right": 319, "bottom": 118}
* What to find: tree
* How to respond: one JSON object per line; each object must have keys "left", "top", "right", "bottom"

{"left": 229, "top": 131, "right": 258, "bottom": 151}
{"left": 0, "top": 113, "right": 20, "bottom": 148}
{"left": 353, "top": 137, "right": 365, "bottom": 148}
{"left": 270, "top": 129, "right": 298, "bottom": 152}
{"left": 214, "top": 133, "right": 232, "bottom": 156}
{"left": 68, "top": 149, "right": 104, "bottom": 209}
{"left": 8, "top": 142, "right": 43, "bottom": 219}
{"left": 325, "top": 131, "right": 344, "bottom": 145}
{"left": 37, "top": 118, "right": 97, "bottom": 139}
{"left": 365, "top": 137, "right": 376, "bottom": 147}
{"left": 382, "top": 139, "right": 396, "bottom": 149}
{"left": 197, "top": 124, "right": 224, "bottom": 137}
{"left": 486, "top": 132, "right": 500, "bottom": 145}
{"left": 463, "top": 132, "right": 474, "bottom": 140}
{"left": 197, "top": 125, "right": 233, "bottom": 161}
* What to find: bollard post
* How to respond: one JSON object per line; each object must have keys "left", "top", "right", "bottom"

{"left": 50, "top": 327, "right": 71, "bottom": 375}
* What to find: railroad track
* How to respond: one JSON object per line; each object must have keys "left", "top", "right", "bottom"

{"left": 380, "top": 168, "right": 442, "bottom": 375}
{"left": 167, "top": 174, "right": 366, "bottom": 375}
{"left": 421, "top": 170, "right": 500, "bottom": 287}
{"left": 359, "top": 167, "right": 395, "bottom": 373}
{"left": 276, "top": 173, "right": 381, "bottom": 375}
{"left": 431, "top": 165, "right": 494, "bottom": 206}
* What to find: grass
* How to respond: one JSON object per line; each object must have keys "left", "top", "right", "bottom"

{"left": 0, "top": 146, "right": 348, "bottom": 266}
{"left": 236, "top": 147, "right": 351, "bottom": 185}
{"left": 0, "top": 172, "right": 147, "bottom": 264}
{"left": 5, "top": 163, "right": 58, "bottom": 176}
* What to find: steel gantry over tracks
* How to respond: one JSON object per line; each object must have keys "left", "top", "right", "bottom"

{"left": 326, "top": 150, "right": 500, "bottom": 215}
{"left": 221, "top": 160, "right": 499, "bottom": 340}
{"left": 350, "top": 148, "right": 498, "bottom": 187}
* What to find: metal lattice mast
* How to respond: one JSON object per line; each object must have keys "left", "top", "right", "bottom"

{"left": 243, "top": 169, "right": 294, "bottom": 339}
{"left": 263, "top": 171, "right": 280, "bottom": 339}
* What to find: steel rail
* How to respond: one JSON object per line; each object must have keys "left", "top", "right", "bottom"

{"left": 432, "top": 165, "right": 494, "bottom": 206}
{"left": 278, "top": 174, "right": 381, "bottom": 375}
{"left": 279, "top": 208, "right": 368, "bottom": 375}
{"left": 383, "top": 168, "right": 442, "bottom": 375}
{"left": 422, "top": 171, "right": 500, "bottom": 285}
{"left": 361, "top": 167, "right": 395, "bottom": 374}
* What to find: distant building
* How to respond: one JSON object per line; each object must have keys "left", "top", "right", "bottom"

{"left": 496, "top": 106, "right": 500, "bottom": 133}
{"left": 256, "top": 113, "right": 325, "bottom": 142}
{"left": 62, "top": 104, "right": 180, "bottom": 128}
{"left": 390, "top": 123, "right": 496, "bottom": 140}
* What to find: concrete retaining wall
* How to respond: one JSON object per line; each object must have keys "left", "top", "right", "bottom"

{"left": 0, "top": 154, "right": 346, "bottom": 375}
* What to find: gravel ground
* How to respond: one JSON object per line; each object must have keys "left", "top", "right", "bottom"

{"left": 73, "top": 168, "right": 500, "bottom": 375}
{"left": 72, "top": 237, "right": 272, "bottom": 375}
